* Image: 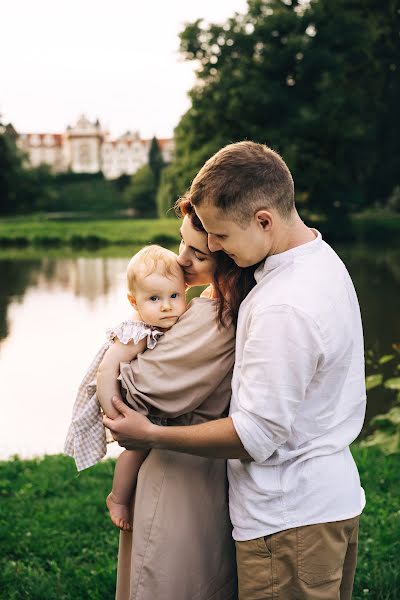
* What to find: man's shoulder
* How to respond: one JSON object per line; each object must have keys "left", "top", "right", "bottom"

{"left": 242, "top": 243, "right": 353, "bottom": 323}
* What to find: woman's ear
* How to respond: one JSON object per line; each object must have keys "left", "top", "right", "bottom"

{"left": 255, "top": 210, "right": 272, "bottom": 231}
{"left": 127, "top": 293, "right": 137, "bottom": 309}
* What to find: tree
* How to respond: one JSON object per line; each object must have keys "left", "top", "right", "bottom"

{"left": 162, "top": 0, "right": 400, "bottom": 215}
{"left": 0, "top": 119, "right": 57, "bottom": 214}
{"left": 148, "top": 136, "right": 165, "bottom": 188}
{"left": 123, "top": 165, "right": 157, "bottom": 217}
{"left": 0, "top": 121, "right": 23, "bottom": 214}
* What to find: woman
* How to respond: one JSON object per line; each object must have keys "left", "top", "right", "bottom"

{"left": 115, "top": 198, "right": 256, "bottom": 600}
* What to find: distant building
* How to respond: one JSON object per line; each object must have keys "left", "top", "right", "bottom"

{"left": 16, "top": 115, "right": 174, "bottom": 179}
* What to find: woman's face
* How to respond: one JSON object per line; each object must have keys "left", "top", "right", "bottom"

{"left": 177, "top": 216, "right": 216, "bottom": 287}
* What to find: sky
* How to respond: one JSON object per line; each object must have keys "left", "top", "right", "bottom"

{"left": 1, "top": 0, "right": 247, "bottom": 139}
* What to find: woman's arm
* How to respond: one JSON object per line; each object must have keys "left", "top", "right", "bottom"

{"left": 97, "top": 338, "right": 147, "bottom": 418}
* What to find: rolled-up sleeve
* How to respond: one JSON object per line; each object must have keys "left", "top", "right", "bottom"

{"left": 231, "top": 305, "right": 324, "bottom": 463}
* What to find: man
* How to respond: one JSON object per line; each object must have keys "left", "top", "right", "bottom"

{"left": 104, "top": 142, "right": 366, "bottom": 599}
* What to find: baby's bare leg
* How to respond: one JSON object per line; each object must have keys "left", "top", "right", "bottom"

{"left": 106, "top": 449, "right": 148, "bottom": 531}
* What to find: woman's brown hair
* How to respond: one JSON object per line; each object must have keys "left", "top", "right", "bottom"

{"left": 175, "top": 196, "right": 257, "bottom": 327}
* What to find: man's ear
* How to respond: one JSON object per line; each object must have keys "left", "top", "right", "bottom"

{"left": 255, "top": 210, "right": 273, "bottom": 231}
{"left": 127, "top": 293, "right": 137, "bottom": 309}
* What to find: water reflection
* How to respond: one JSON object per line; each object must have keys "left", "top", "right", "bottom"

{"left": 0, "top": 242, "right": 398, "bottom": 460}
{"left": 0, "top": 259, "right": 42, "bottom": 340}
{"left": 336, "top": 244, "right": 400, "bottom": 354}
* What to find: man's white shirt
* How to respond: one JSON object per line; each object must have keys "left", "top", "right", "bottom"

{"left": 229, "top": 230, "right": 366, "bottom": 541}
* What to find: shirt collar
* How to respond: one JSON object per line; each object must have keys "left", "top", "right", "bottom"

{"left": 254, "top": 229, "right": 322, "bottom": 283}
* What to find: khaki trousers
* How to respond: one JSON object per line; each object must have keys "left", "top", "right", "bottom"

{"left": 235, "top": 516, "right": 359, "bottom": 600}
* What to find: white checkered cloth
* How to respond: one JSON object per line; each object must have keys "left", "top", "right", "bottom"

{"left": 64, "top": 320, "right": 163, "bottom": 471}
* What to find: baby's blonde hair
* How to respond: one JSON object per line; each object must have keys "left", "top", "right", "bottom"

{"left": 127, "top": 245, "right": 182, "bottom": 295}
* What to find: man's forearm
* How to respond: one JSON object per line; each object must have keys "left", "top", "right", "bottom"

{"left": 149, "top": 416, "right": 251, "bottom": 460}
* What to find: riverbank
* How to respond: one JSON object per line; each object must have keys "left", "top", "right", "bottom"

{"left": 1, "top": 447, "right": 398, "bottom": 599}
{"left": 0, "top": 211, "right": 399, "bottom": 247}
{"left": 0, "top": 216, "right": 180, "bottom": 248}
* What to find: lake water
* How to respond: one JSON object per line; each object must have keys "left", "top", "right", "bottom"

{"left": 0, "top": 242, "right": 399, "bottom": 460}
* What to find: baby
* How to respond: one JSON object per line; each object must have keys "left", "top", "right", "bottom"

{"left": 65, "top": 245, "right": 187, "bottom": 530}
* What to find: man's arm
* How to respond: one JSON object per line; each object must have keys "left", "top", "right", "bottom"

{"left": 103, "top": 305, "right": 324, "bottom": 463}
{"left": 103, "top": 396, "right": 251, "bottom": 459}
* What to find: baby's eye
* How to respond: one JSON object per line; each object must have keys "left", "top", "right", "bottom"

{"left": 170, "top": 293, "right": 179, "bottom": 299}
{"left": 149, "top": 296, "right": 159, "bottom": 302}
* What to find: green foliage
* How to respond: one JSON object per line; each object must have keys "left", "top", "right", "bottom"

{"left": 365, "top": 374, "right": 383, "bottom": 391}
{"left": 148, "top": 136, "right": 165, "bottom": 188}
{"left": 0, "top": 124, "right": 128, "bottom": 215}
{"left": 123, "top": 165, "right": 157, "bottom": 217}
{"left": 166, "top": 0, "right": 400, "bottom": 213}
{"left": 0, "top": 125, "right": 55, "bottom": 215}
{"left": 52, "top": 173, "right": 126, "bottom": 213}
{"left": 0, "top": 127, "right": 22, "bottom": 214}
{"left": 362, "top": 344, "right": 400, "bottom": 454}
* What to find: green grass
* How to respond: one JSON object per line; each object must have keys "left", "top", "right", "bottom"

{"left": 0, "top": 210, "right": 399, "bottom": 248}
{"left": 1, "top": 455, "right": 119, "bottom": 600}
{"left": 0, "top": 447, "right": 398, "bottom": 599}
{"left": 0, "top": 216, "right": 180, "bottom": 248}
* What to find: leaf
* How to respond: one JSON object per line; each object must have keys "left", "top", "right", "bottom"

{"left": 378, "top": 354, "right": 395, "bottom": 365}
{"left": 360, "top": 430, "right": 400, "bottom": 455}
{"left": 370, "top": 406, "right": 400, "bottom": 428}
{"left": 384, "top": 378, "right": 400, "bottom": 391}
{"left": 366, "top": 374, "right": 383, "bottom": 391}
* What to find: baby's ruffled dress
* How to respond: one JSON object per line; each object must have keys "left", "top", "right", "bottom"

{"left": 64, "top": 320, "right": 163, "bottom": 471}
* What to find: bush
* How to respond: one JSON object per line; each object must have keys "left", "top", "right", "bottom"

{"left": 123, "top": 165, "right": 157, "bottom": 218}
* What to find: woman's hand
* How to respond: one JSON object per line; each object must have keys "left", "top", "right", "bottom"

{"left": 103, "top": 396, "right": 156, "bottom": 450}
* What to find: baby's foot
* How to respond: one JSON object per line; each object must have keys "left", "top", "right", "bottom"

{"left": 106, "top": 492, "right": 132, "bottom": 531}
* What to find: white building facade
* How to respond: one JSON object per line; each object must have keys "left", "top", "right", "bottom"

{"left": 17, "top": 115, "right": 174, "bottom": 180}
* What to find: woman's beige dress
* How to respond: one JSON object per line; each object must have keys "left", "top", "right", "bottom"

{"left": 115, "top": 297, "right": 238, "bottom": 600}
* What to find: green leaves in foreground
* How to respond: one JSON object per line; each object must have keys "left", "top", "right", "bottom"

{"left": 366, "top": 374, "right": 383, "bottom": 391}
{"left": 362, "top": 345, "right": 400, "bottom": 455}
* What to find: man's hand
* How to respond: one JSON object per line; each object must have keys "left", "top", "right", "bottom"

{"left": 103, "top": 396, "right": 156, "bottom": 450}
{"left": 103, "top": 397, "right": 251, "bottom": 460}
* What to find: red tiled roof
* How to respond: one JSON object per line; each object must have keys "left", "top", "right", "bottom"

{"left": 25, "top": 133, "right": 63, "bottom": 147}
{"left": 21, "top": 131, "right": 172, "bottom": 149}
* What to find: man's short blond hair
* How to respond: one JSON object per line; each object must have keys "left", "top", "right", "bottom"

{"left": 127, "top": 245, "right": 181, "bottom": 295}
{"left": 190, "top": 141, "right": 295, "bottom": 226}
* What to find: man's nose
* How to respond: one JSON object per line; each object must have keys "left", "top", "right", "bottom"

{"left": 208, "top": 234, "right": 221, "bottom": 252}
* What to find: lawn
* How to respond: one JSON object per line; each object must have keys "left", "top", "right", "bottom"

{"left": 0, "top": 216, "right": 181, "bottom": 247}
{"left": 0, "top": 211, "right": 399, "bottom": 247}
{"left": 0, "top": 447, "right": 399, "bottom": 599}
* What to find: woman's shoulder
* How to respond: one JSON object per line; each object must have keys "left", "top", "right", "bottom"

{"left": 173, "top": 297, "right": 234, "bottom": 341}
{"left": 185, "top": 296, "right": 218, "bottom": 321}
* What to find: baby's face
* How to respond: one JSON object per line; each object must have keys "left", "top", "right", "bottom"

{"left": 133, "top": 268, "right": 187, "bottom": 329}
